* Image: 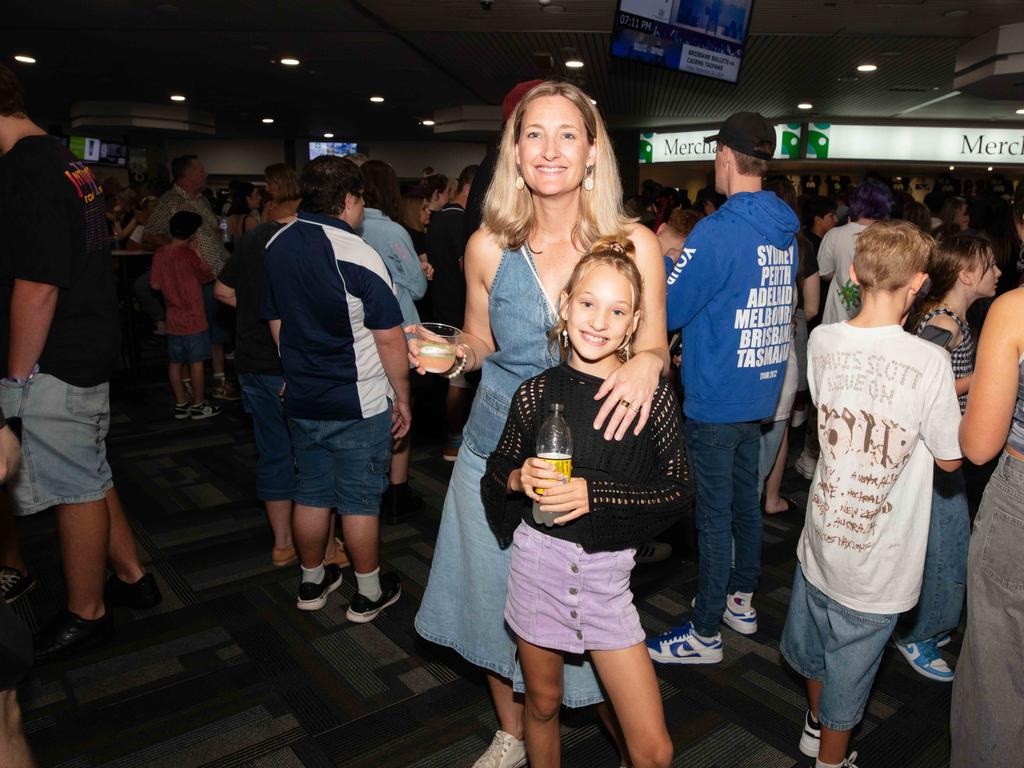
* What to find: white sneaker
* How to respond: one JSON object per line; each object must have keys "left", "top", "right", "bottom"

{"left": 800, "top": 709, "right": 821, "bottom": 757}
{"left": 794, "top": 452, "right": 817, "bottom": 479}
{"left": 722, "top": 592, "right": 758, "bottom": 635}
{"left": 473, "top": 730, "right": 527, "bottom": 768}
{"left": 635, "top": 540, "right": 672, "bottom": 564}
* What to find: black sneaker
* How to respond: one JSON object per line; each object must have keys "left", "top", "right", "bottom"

{"left": 105, "top": 572, "right": 163, "bottom": 610}
{"left": 190, "top": 400, "right": 222, "bottom": 420}
{"left": 346, "top": 572, "right": 401, "bottom": 623}
{"left": 296, "top": 564, "right": 343, "bottom": 611}
{"left": 174, "top": 402, "right": 191, "bottom": 420}
{"left": 34, "top": 609, "right": 114, "bottom": 662}
{"left": 799, "top": 709, "right": 821, "bottom": 758}
{"left": 0, "top": 567, "right": 36, "bottom": 605}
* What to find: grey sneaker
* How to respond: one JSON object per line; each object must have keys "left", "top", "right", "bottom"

{"left": 472, "top": 729, "right": 527, "bottom": 768}
{"left": 190, "top": 400, "right": 222, "bottom": 420}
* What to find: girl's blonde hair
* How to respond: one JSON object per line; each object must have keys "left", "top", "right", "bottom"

{"left": 483, "top": 81, "right": 629, "bottom": 252}
{"left": 549, "top": 237, "right": 643, "bottom": 363}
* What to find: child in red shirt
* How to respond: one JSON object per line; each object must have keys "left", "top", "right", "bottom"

{"left": 151, "top": 211, "right": 220, "bottom": 419}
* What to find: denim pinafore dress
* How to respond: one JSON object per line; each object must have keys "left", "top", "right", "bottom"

{"left": 414, "top": 245, "right": 605, "bottom": 707}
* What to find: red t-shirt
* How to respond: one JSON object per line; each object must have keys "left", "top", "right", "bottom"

{"left": 150, "top": 244, "right": 213, "bottom": 335}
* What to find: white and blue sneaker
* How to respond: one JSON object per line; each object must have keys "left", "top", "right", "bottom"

{"left": 895, "top": 638, "right": 955, "bottom": 682}
{"left": 646, "top": 621, "right": 724, "bottom": 664}
{"left": 690, "top": 593, "right": 758, "bottom": 635}
{"left": 722, "top": 592, "right": 758, "bottom": 635}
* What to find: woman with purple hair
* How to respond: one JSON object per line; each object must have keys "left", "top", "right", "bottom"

{"left": 818, "top": 179, "right": 894, "bottom": 325}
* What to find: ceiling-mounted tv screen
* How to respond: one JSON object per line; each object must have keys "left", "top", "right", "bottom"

{"left": 68, "top": 135, "right": 101, "bottom": 163}
{"left": 308, "top": 141, "right": 358, "bottom": 160}
{"left": 611, "top": 0, "right": 755, "bottom": 84}
{"left": 99, "top": 142, "right": 128, "bottom": 167}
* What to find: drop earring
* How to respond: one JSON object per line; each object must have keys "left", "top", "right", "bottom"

{"left": 515, "top": 165, "right": 525, "bottom": 191}
{"left": 561, "top": 328, "right": 569, "bottom": 349}
{"left": 582, "top": 165, "right": 594, "bottom": 191}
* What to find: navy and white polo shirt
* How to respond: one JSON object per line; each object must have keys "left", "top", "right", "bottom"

{"left": 261, "top": 211, "right": 403, "bottom": 421}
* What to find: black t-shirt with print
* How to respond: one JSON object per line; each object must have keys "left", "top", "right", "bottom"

{"left": 217, "top": 221, "right": 283, "bottom": 375}
{"left": 0, "top": 135, "right": 120, "bottom": 386}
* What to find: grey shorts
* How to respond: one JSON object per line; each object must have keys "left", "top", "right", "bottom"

{"left": 0, "top": 374, "right": 113, "bottom": 515}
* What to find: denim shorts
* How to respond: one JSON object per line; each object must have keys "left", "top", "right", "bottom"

{"left": 506, "top": 523, "right": 642, "bottom": 654}
{"left": 781, "top": 564, "right": 897, "bottom": 731}
{"left": 287, "top": 408, "right": 391, "bottom": 513}
{"left": 0, "top": 374, "right": 113, "bottom": 515}
{"left": 167, "top": 331, "right": 212, "bottom": 363}
{"left": 239, "top": 372, "right": 296, "bottom": 502}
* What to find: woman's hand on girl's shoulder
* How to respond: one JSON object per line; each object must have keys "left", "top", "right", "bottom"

{"left": 593, "top": 351, "right": 663, "bottom": 440}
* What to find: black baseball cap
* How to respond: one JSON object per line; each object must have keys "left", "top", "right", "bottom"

{"left": 705, "top": 112, "right": 776, "bottom": 160}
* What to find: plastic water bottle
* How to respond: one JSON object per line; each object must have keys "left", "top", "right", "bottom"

{"left": 532, "top": 403, "right": 573, "bottom": 527}
{"left": 218, "top": 215, "right": 229, "bottom": 244}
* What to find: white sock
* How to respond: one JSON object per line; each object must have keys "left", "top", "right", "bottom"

{"left": 816, "top": 759, "right": 843, "bottom": 768}
{"left": 693, "top": 629, "right": 719, "bottom": 643}
{"left": 355, "top": 567, "right": 382, "bottom": 601}
{"left": 301, "top": 564, "right": 326, "bottom": 584}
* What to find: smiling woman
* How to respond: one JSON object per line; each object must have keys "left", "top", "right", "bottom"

{"left": 411, "top": 80, "right": 669, "bottom": 768}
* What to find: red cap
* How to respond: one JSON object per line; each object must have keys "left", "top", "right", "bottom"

{"left": 502, "top": 79, "right": 545, "bottom": 123}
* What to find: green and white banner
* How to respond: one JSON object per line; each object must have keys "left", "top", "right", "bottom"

{"left": 640, "top": 124, "right": 800, "bottom": 164}
{"left": 807, "top": 123, "right": 1024, "bottom": 164}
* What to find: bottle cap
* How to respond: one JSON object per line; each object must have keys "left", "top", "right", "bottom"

{"left": 550, "top": 403, "right": 564, "bottom": 413}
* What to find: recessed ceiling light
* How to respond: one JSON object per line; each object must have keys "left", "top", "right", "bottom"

{"left": 943, "top": 8, "right": 969, "bottom": 17}
{"left": 13, "top": 55, "right": 35, "bottom": 64}
{"left": 323, "top": 132, "right": 334, "bottom": 138}
{"left": 857, "top": 64, "right": 877, "bottom": 72}
{"left": 421, "top": 120, "right": 435, "bottom": 126}
{"left": 369, "top": 95, "right": 385, "bottom": 103}
{"left": 949, "top": 165, "right": 955, "bottom": 171}
{"left": 170, "top": 94, "right": 186, "bottom": 102}
{"left": 988, "top": 166, "right": 994, "bottom": 171}
{"left": 262, "top": 117, "right": 275, "bottom": 124}
{"left": 798, "top": 102, "right": 813, "bottom": 110}
{"left": 565, "top": 59, "right": 584, "bottom": 69}
{"left": 280, "top": 57, "right": 300, "bottom": 66}
{"left": 1017, "top": 108, "right": 1024, "bottom": 114}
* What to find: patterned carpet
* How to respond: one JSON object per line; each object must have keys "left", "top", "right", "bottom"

{"left": 10, "top": 369, "right": 957, "bottom": 767}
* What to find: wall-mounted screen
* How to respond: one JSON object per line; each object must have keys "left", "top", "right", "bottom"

{"left": 99, "top": 142, "right": 128, "bottom": 166}
{"left": 68, "top": 135, "right": 101, "bottom": 163}
{"left": 308, "top": 141, "right": 358, "bottom": 160}
{"left": 611, "top": 0, "right": 755, "bottom": 84}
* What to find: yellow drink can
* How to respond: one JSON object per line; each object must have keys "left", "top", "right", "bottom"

{"left": 534, "top": 452, "right": 572, "bottom": 495}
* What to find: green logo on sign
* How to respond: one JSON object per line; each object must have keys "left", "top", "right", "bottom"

{"left": 781, "top": 123, "right": 801, "bottom": 159}
{"left": 808, "top": 123, "right": 831, "bottom": 159}
{"left": 640, "top": 133, "right": 654, "bottom": 164}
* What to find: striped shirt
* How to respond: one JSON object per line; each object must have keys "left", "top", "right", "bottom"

{"left": 261, "top": 211, "right": 402, "bottom": 420}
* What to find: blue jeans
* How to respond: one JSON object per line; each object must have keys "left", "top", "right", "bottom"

{"left": 899, "top": 467, "right": 969, "bottom": 644}
{"left": 686, "top": 419, "right": 762, "bottom": 637}
{"left": 238, "top": 373, "right": 296, "bottom": 502}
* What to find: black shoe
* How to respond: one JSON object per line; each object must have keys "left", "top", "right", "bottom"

{"left": 34, "top": 610, "right": 114, "bottom": 662}
{"left": 381, "top": 483, "right": 422, "bottom": 525}
{"left": 296, "top": 564, "right": 343, "bottom": 611}
{"left": 105, "top": 572, "right": 163, "bottom": 610}
{"left": 0, "top": 566, "right": 36, "bottom": 605}
{"left": 346, "top": 572, "right": 401, "bottom": 623}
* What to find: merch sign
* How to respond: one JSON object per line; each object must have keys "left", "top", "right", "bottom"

{"left": 807, "top": 124, "right": 1024, "bottom": 164}
{"left": 640, "top": 124, "right": 800, "bottom": 163}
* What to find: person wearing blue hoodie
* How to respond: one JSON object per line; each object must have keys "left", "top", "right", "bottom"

{"left": 648, "top": 112, "right": 799, "bottom": 665}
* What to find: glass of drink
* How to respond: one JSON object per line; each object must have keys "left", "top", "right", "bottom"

{"left": 415, "top": 323, "right": 462, "bottom": 374}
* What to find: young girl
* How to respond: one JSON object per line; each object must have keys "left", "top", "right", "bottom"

{"left": 896, "top": 234, "right": 1001, "bottom": 681}
{"left": 481, "top": 239, "right": 691, "bottom": 768}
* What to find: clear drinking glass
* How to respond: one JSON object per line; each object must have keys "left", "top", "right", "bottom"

{"left": 415, "top": 323, "right": 462, "bottom": 374}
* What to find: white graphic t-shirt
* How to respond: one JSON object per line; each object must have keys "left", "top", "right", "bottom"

{"left": 818, "top": 221, "right": 866, "bottom": 326}
{"left": 798, "top": 323, "right": 962, "bottom": 614}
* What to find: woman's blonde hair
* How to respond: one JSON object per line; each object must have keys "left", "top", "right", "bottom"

{"left": 548, "top": 237, "right": 643, "bottom": 363}
{"left": 264, "top": 163, "right": 300, "bottom": 202}
{"left": 483, "top": 81, "right": 629, "bottom": 252}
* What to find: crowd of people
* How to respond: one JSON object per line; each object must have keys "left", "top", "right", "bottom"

{"left": 0, "top": 64, "right": 1022, "bottom": 768}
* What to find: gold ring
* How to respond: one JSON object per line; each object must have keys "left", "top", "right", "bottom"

{"left": 631, "top": 404, "right": 641, "bottom": 413}
{"left": 619, "top": 399, "right": 632, "bottom": 409}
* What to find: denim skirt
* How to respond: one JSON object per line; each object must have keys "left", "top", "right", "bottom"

{"left": 414, "top": 445, "right": 605, "bottom": 707}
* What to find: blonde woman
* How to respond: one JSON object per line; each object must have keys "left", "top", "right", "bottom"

{"left": 410, "top": 81, "right": 668, "bottom": 768}
{"left": 261, "top": 163, "right": 301, "bottom": 223}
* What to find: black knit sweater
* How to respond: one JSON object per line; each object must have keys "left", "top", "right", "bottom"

{"left": 481, "top": 363, "right": 694, "bottom": 553}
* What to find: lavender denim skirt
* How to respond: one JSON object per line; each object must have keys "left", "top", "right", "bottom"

{"left": 505, "top": 523, "right": 644, "bottom": 654}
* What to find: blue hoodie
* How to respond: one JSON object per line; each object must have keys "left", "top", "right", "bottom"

{"left": 666, "top": 191, "right": 799, "bottom": 423}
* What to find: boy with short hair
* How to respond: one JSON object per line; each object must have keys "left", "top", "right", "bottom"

{"left": 781, "top": 220, "right": 962, "bottom": 768}
{"left": 150, "top": 211, "right": 221, "bottom": 420}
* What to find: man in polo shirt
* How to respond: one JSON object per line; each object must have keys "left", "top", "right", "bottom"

{"left": 648, "top": 112, "right": 798, "bottom": 665}
{"left": 262, "top": 156, "right": 410, "bottom": 621}
{"left": 144, "top": 154, "right": 239, "bottom": 401}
